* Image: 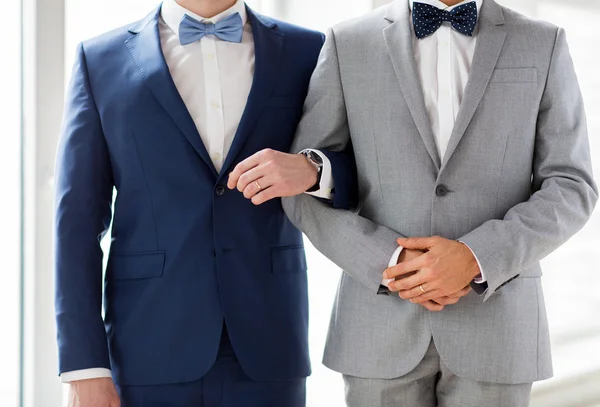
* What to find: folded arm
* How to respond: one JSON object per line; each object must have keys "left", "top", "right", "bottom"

{"left": 305, "top": 146, "right": 359, "bottom": 209}
{"left": 280, "top": 28, "right": 404, "bottom": 293}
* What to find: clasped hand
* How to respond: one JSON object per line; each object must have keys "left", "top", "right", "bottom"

{"left": 384, "top": 236, "right": 481, "bottom": 311}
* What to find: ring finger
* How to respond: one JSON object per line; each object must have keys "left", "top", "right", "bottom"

{"left": 236, "top": 165, "right": 266, "bottom": 193}
{"left": 243, "top": 176, "right": 273, "bottom": 199}
{"left": 398, "top": 282, "right": 432, "bottom": 300}
{"left": 409, "top": 288, "right": 445, "bottom": 304}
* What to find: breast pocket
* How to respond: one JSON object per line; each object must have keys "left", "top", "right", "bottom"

{"left": 107, "top": 251, "right": 165, "bottom": 281}
{"left": 490, "top": 68, "right": 538, "bottom": 83}
{"left": 270, "top": 245, "right": 307, "bottom": 275}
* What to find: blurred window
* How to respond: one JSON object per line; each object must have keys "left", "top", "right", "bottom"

{"left": 0, "top": 0, "right": 23, "bottom": 405}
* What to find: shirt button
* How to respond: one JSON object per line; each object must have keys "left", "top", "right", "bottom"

{"left": 205, "top": 53, "right": 215, "bottom": 60}
{"left": 212, "top": 152, "right": 222, "bottom": 161}
{"left": 215, "top": 185, "right": 226, "bottom": 196}
{"left": 436, "top": 185, "right": 449, "bottom": 197}
{"left": 210, "top": 101, "right": 221, "bottom": 110}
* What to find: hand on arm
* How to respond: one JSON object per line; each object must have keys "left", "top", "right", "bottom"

{"left": 385, "top": 237, "right": 479, "bottom": 305}
{"left": 227, "top": 149, "right": 319, "bottom": 205}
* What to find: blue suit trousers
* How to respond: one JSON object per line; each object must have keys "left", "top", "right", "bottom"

{"left": 117, "top": 324, "right": 306, "bottom": 407}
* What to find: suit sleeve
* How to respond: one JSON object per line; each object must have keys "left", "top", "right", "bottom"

{"left": 301, "top": 31, "right": 358, "bottom": 209}
{"left": 282, "top": 28, "right": 403, "bottom": 293}
{"left": 54, "top": 43, "right": 114, "bottom": 375}
{"left": 318, "top": 146, "right": 359, "bottom": 209}
{"left": 460, "top": 28, "right": 598, "bottom": 300}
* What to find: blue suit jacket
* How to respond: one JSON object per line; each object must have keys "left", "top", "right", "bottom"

{"left": 54, "top": 6, "right": 357, "bottom": 386}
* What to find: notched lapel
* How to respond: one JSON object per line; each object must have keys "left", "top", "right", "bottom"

{"left": 383, "top": 6, "right": 441, "bottom": 170}
{"left": 441, "top": 1, "right": 507, "bottom": 169}
{"left": 125, "top": 7, "right": 218, "bottom": 177}
{"left": 220, "top": 9, "right": 284, "bottom": 177}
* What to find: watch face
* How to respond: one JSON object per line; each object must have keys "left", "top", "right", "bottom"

{"left": 308, "top": 151, "right": 323, "bottom": 166}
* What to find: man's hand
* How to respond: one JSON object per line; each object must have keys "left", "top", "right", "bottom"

{"left": 227, "top": 149, "right": 318, "bottom": 205}
{"left": 395, "top": 249, "right": 444, "bottom": 312}
{"left": 68, "top": 378, "right": 120, "bottom": 407}
{"left": 394, "top": 248, "right": 472, "bottom": 311}
{"left": 384, "top": 237, "right": 480, "bottom": 304}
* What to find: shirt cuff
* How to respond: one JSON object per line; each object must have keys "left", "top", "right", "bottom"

{"left": 459, "top": 241, "right": 486, "bottom": 284}
{"left": 382, "top": 245, "right": 404, "bottom": 287}
{"left": 61, "top": 368, "right": 112, "bottom": 383}
{"left": 301, "top": 149, "right": 334, "bottom": 200}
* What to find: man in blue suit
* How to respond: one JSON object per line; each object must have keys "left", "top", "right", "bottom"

{"left": 54, "top": 1, "right": 356, "bottom": 405}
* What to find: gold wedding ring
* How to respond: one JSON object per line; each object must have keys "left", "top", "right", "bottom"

{"left": 419, "top": 284, "right": 426, "bottom": 294}
{"left": 255, "top": 180, "right": 262, "bottom": 191}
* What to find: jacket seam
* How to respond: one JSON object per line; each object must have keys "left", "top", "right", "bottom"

{"left": 131, "top": 132, "right": 161, "bottom": 250}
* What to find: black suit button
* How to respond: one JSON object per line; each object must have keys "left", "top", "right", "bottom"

{"left": 215, "top": 185, "right": 226, "bottom": 196}
{"left": 435, "top": 185, "right": 449, "bottom": 197}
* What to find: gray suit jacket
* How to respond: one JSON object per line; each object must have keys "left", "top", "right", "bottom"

{"left": 283, "top": 0, "right": 597, "bottom": 385}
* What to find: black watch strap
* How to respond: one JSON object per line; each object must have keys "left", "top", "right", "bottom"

{"left": 306, "top": 165, "right": 323, "bottom": 192}
{"left": 303, "top": 151, "right": 323, "bottom": 192}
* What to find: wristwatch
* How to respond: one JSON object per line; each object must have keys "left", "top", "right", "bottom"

{"left": 301, "top": 150, "right": 323, "bottom": 192}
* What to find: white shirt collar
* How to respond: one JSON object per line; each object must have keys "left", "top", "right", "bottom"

{"left": 161, "top": 0, "right": 248, "bottom": 37}
{"left": 409, "top": 0, "right": 483, "bottom": 14}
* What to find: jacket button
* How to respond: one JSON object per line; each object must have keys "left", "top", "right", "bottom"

{"left": 435, "top": 185, "right": 449, "bottom": 197}
{"left": 215, "top": 185, "right": 226, "bottom": 196}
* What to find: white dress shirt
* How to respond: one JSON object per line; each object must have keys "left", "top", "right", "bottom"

{"left": 161, "top": 0, "right": 253, "bottom": 174}
{"left": 62, "top": 0, "right": 331, "bottom": 383}
{"left": 384, "top": 0, "right": 486, "bottom": 287}
{"left": 160, "top": 0, "right": 333, "bottom": 198}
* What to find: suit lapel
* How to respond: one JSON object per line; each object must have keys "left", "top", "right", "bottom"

{"left": 441, "top": 0, "right": 506, "bottom": 168}
{"left": 383, "top": 3, "right": 441, "bottom": 170}
{"left": 220, "top": 8, "right": 284, "bottom": 177}
{"left": 125, "top": 7, "right": 218, "bottom": 177}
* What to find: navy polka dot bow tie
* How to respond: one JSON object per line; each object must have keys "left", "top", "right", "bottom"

{"left": 412, "top": 1, "right": 478, "bottom": 39}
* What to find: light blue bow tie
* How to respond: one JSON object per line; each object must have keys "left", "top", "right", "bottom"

{"left": 179, "top": 12, "right": 244, "bottom": 45}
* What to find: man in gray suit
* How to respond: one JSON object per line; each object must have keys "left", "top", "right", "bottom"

{"left": 228, "top": 0, "right": 598, "bottom": 405}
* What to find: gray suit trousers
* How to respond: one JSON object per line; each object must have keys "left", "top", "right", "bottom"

{"left": 344, "top": 340, "right": 532, "bottom": 407}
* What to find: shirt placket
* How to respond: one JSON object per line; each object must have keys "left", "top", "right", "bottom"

{"left": 201, "top": 32, "right": 226, "bottom": 173}
{"left": 436, "top": 23, "right": 455, "bottom": 161}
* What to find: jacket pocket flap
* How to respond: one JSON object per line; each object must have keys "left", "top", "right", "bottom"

{"left": 490, "top": 68, "right": 538, "bottom": 83}
{"left": 108, "top": 251, "right": 165, "bottom": 281}
{"left": 270, "top": 246, "right": 307, "bottom": 274}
